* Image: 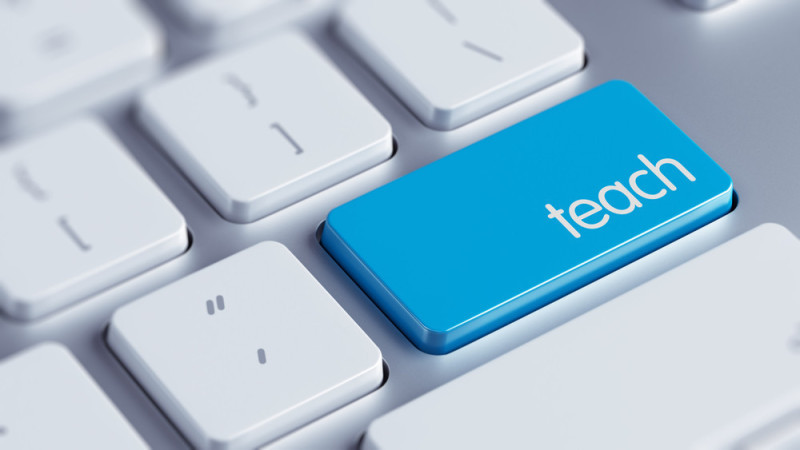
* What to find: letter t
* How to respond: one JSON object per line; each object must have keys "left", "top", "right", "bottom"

{"left": 545, "top": 204, "right": 581, "bottom": 238}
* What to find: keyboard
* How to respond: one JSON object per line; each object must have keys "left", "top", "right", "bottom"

{"left": 1, "top": 0, "right": 799, "bottom": 448}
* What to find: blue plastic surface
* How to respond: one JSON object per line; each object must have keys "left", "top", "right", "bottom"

{"left": 322, "top": 80, "right": 733, "bottom": 354}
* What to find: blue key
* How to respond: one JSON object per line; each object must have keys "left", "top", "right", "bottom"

{"left": 322, "top": 80, "right": 733, "bottom": 354}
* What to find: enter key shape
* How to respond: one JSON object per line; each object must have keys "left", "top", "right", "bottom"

{"left": 322, "top": 80, "right": 733, "bottom": 354}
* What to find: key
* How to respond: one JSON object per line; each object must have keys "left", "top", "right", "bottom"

{"left": 336, "top": 0, "right": 584, "bottom": 130}
{"left": 0, "top": 119, "right": 188, "bottom": 320}
{"left": 138, "top": 32, "right": 393, "bottom": 223}
{"left": 361, "top": 224, "right": 800, "bottom": 450}
{"left": 322, "top": 80, "right": 733, "bottom": 354}
{"left": 0, "top": 0, "right": 163, "bottom": 137}
{"left": 680, "top": 0, "right": 735, "bottom": 10}
{"left": 163, "top": 0, "right": 325, "bottom": 46}
{"left": 0, "top": 343, "right": 146, "bottom": 449}
{"left": 107, "top": 242, "right": 383, "bottom": 450}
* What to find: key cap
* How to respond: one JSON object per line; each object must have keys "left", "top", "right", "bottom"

{"left": 361, "top": 223, "right": 800, "bottom": 450}
{"left": 0, "top": 343, "right": 146, "bottom": 449}
{"left": 163, "top": 0, "right": 325, "bottom": 47}
{"left": 0, "top": 0, "right": 163, "bottom": 137}
{"left": 138, "top": 32, "right": 393, "bottom": 223}
{"left": 107, "top": 242, "right": 383, "bottom": 450}
{"left": 0, "top": 119, "right": 188, "bottom": 320}
{"left": 336, "top": 0, "right": 584, "bottom": 130}
{"left": 322, "top": 80, "right": 733, "bottom": 354}
{"left": 680, "top": 0, "right": 735, "bottom": 10}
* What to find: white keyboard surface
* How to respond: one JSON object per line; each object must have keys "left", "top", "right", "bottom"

{"left": 362, "top": 223, "right": 800, "bottom": 450}
{"left": 1, "top": 0, "right": 799, "bottom": 449}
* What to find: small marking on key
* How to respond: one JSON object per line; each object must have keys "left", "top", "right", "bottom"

{"left": 0, "top": 426, "right": 6, "bottom": 436}
{"left": 12, "top": 164, "right": 48, "bottom": 201}
{"left": 257, "top": 348, "right": 267, "bottom": 365}
{"left": 223, "top": 73, "right": 258, "bottom": 108}
{"left": 462, "top": 41, "right": 503, "bottom": 62}
{"left": 271, "top": 123, "right": 305, "bottom": 155}
{"left": 428, "top": 0, "right": 457, "bottom": 24}
{"left": 206, "top": 295, "right": 225, "bottom": 315}
{"left": 57, "top": 216, "right": 90, "bottom": 252}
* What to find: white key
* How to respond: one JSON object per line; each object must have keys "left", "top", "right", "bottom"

{"left": 138, "top": 32, "right": 393, "bottom": 223}
{"left": 0, "top": 119, "right": 188, "bottom": 320}
{"left": 0, "top": 0, "right": 163, "bottom": 137}
{"left": 163, "top": 0, "right": 326, "bottom": 46}
{"left": 108, "top": 242, "right": 383, "bottom": 450}
{"left": 680, "top": 0, "right": 735, "bottom": 10}
{"left": 0, "top": 343, "right": 147, "bottom": 449}
{"left": 362, "top": 223, "right": 800, "bottom": 450}
{"left": 337, "top": 0, "right": 584, "bottom": 130}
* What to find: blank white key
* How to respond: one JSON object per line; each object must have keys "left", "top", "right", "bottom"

{"left": 362, "top": 223, "right": 800, "bottom": 450}
{"left": 108, "top": 242, "right": 383, "bottom": 450}
{"left": 163, "top": 0, "right": 326, "bottom": 46}
{"left": 337, "top": 0, "right": 584, "bottom": 130}
{"left": 0, "top": 343, "right": 147, "bottom": 449}
{"left": 0, "top": 0, "right": 163, "bottom": 137}
{"left": 139, "top": 32, "right": 393, "bottom": 223}
{"left": 0, "top": 119, "right": 188, "bottom": 320}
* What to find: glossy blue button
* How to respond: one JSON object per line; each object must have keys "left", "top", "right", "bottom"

{"left": 322, "top": 80, "right": 733, "bottom": 354}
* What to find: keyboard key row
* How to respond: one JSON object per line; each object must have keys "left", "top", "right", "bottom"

{"left": 0, "top": 0, "right": 587, "bottom": 138}
{"left": 7, "top": 224, "right": 796, "bottom": 450}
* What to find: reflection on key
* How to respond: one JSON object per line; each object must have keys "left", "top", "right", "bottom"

{"left": 322, "top": 80, "right": 733, "bottom": 354}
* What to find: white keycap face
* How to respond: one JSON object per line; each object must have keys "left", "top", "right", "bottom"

{"left": 0, "top": 0, "right": 163, "bottom": 135}
{"left": 139, "top": 32, "right": 393, "bottom": 223}
{"left": 108, "top": 242, "right": 383, "bottom": 450}
{"left": 0, "top": 119, "right": 188, "bottom": 320}
{"left": 361, "top": 224, "right": 800, "bottom": 450}
{"left": 0, "top": 343, "right": 147, "bottom": 449}
{"left": 338, "top": 0, "right": 584, "bottom": 130}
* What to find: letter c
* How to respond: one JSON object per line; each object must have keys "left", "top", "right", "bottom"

{"left": 629, "top": 170, "right": 666, "bottom": 200}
